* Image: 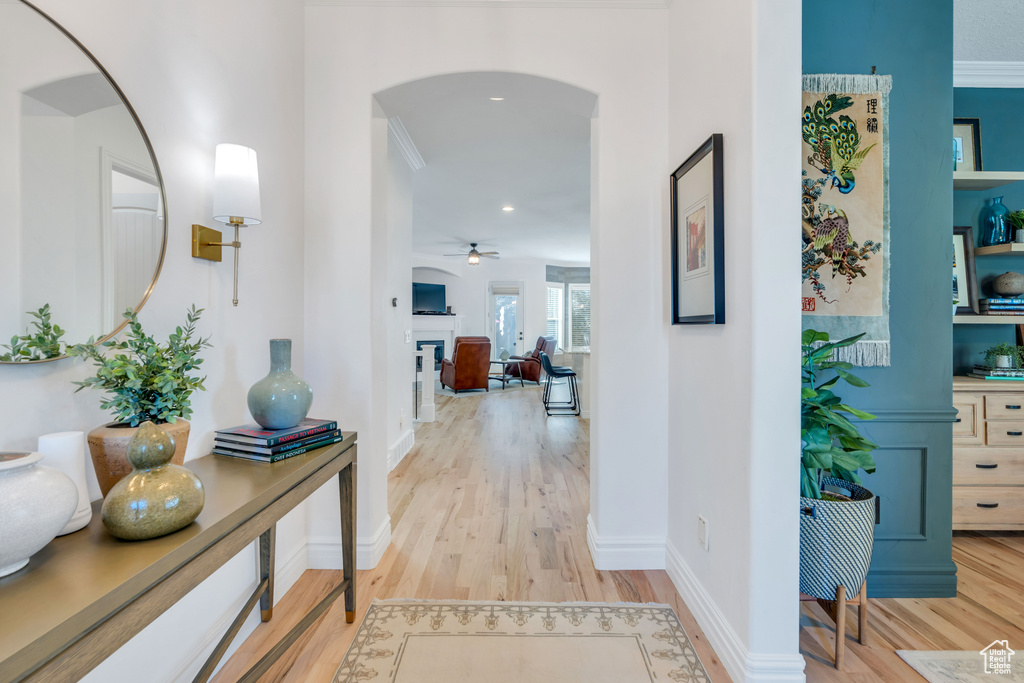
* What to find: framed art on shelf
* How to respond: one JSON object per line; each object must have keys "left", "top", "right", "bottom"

{"left": 671, "top": 134, "right": 725, "bottom": 324}
{"left": 953, "top": 118, "right": 982, "bottom": 172}
{"left": 954, "top": 225, "right": 979, "bottom": 315}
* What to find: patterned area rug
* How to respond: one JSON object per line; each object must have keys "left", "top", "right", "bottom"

{"left": 898, "top": 650, "right": 1024, "bottom": 681}
{"left": 334, "top": 600, "right": 711, "bottom": 682}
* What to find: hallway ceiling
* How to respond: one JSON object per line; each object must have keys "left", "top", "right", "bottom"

{"left": 375, "top": 72, "right": 596, "bottom": 265}
{"left": 955, "top": 0, "right": 1024, "bottom": 61}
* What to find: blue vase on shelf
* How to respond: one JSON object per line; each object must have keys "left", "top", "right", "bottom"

{"left": 981, "top": 196, "right": 1011, "bottom": 246}
{"left": 247, "top": 339, "right": 313, "bottom": 430}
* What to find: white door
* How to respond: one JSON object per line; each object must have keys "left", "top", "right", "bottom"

{"left": 489, "top": 282, "right": 523, "bottom": 359}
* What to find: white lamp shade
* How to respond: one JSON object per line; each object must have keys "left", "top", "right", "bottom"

{"left": 213, "top": 143, "right": 262, "bottom": 225}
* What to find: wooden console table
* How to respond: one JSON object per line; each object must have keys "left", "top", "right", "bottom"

{"left": 0, "top": 433, "right": 357, "bottom": 683}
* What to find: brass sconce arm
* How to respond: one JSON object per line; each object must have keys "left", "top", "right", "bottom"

{"left": 192, "top": 222, "right": 247, "bottom": 306}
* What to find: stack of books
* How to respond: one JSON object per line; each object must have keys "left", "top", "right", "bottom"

{"left": 980, "top": 298, "right": 1024, "bottom": 316}
{"left": 213, "top": 418, "right": 341, "bottom": 462}
{"left": 968, "top": 366, "right": 1024, "bottom": 381}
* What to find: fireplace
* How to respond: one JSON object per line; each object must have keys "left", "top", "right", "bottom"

{"left": 416, "top": 340, "right": 444, "bottom": 371}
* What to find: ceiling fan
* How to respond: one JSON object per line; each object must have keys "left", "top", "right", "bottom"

{"left": 444, "top": 242, "right": 500, "bottom": 265}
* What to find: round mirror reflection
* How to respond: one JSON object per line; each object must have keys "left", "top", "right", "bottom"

{"left": 0, "top": 1, "right": 166, "bottom": 363}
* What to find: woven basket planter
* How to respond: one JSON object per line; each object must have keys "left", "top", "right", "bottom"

{"left": 799, "top": 476, "right": 875, "bottom": 600}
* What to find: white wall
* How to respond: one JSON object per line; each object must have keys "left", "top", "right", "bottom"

{"left": 0, "top": 1, "right": 308, "bottom": 681}
{"left": 385, "top": 142, "right": 415, "bottom": 456}
{"left": 664, "top": 0, "right": 804, "bottom": 681}
{"left": 304, "top": 5, "right": 671, "bottom": 577}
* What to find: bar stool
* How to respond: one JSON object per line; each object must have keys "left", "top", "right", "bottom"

{"left": 538, "top": 352, "right": 580, "bottom": 417}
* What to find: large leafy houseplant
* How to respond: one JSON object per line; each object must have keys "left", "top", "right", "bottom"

{"left": 69, "top": 306, "right": 212, "bottom": 426}
{"left": 801, "top": 330, "right": 878, "bottom": 499}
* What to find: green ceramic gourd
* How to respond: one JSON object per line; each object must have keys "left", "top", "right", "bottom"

{"left": 101, "top": 421, "right": 205, "bottom": 541}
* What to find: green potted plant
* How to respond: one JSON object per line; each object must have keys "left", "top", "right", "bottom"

{"left": 981, "top": 341, "right": 1023, "bottom": 369}
{"left": 800, "top": 329, "right": 878, "bottom": 603}
{"left": 1008, "top": 210, "right": 1024, "bottom": 243}
{"left": 0, "top": 304, "right": 67, "bottom": 362}
{"left": 69, "top": 306, "right": 211, "bottom": 496}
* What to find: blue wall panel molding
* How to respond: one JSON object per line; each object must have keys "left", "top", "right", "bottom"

{"left": 803, "top": 0, "right": 956, "bottom": 598}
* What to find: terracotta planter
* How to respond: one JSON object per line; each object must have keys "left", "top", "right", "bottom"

{"left": 87, "top": 420, "right": 190, "bottom": 496}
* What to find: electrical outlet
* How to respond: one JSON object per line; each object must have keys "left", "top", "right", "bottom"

{"left": 404, "top": 330, "right": 411, "bottom": 343}
{"left": 697, "top": 515, "right": 710, "bottom": 551}
{"left": 399, "top": 411, "right": 407, "bottom": 431}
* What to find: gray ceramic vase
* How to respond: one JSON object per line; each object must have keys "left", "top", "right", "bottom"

{"left": 247, "top": 339, "right": 313, "bottom": 430}
{"left": 993, "top": 271, "right": 1024, "bottom": 297}
{"left": 101, "top": 422, "right": 204, "bottom": 541}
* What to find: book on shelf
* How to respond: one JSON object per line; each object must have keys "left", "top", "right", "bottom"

{"left": 979, "top": 311, "right": 1024, "bottom": 316}
{"left": 981, "top": 304, "right": 1024, "bottom": 311}
{"left": 214, "top": 433, "right": 344, "bottom": 462}
{"left": 214, "top": 418, "right": 338, "bottom": 446}
{"left": 973, "top": 366, "right": 1024, "bottom": 377}
{"left": 981, "top": 298, "right": 1024, "bottom": 305}
{"left": 215, "top": 429, "right": 342, "bottom": 455}
{"left": 967, "top": 373, "right": 1024, "bottom": 381}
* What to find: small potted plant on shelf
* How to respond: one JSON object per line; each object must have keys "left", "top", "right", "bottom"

{"left": 1009, "top": 210, "right": 1024, "bottom": 243}
{"left": 69, "top": 306, "right": 211, "bottom": 496}
{"left": 800, "top": 329, "right": 878, "bottom": 606}
{"left": 981, "top": 342, "right": 1023, "bottom": 369}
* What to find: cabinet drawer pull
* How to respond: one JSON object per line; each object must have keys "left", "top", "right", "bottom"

{"left": 1008, "top": 431, "right": 1023, "bottom": 436}
{"left": 954, "top": 418, "right": 962, "bottom": 423}
{"left": 975, "top": 463, "right": 999, "bottom": 469}
{"left": 977, "top": 503, "right": 1000, "bottom": 509}
{"left": 1007, "top": 405, "right": 1022, "bottom": 410}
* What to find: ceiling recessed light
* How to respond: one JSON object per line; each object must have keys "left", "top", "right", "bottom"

{"left": 502, "top": 206, "right": 514, "bottom": 212}
{"left": 490, "top": 97, "right": 504, "bottom": 101}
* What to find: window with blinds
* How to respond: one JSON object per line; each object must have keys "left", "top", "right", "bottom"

{"left": 546, "top": 284, "right": 564, "bottom": 350}
{"left": 568, "top": 284, "right": 590, "bottom": 351}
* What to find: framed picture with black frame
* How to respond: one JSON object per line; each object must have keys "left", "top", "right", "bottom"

{"left": 671, "top": 134, "right": 725, "bottom": 324}
{"left": 953, "top": 118, "right": 982, "bottom": 172}
{"left": 953, "top": 225, "right": 979, "bottom": 316}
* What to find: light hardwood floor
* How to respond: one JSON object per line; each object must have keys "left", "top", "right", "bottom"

{"left": 216, "top": 386, "right": 1024, "bottom": 682}
{"left": 214, "top": 385, "right": 732, "bottom": 682}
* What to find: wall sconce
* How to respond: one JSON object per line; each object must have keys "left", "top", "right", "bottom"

{"left": 192, "top": 144, "right": 262, "bottom": 306}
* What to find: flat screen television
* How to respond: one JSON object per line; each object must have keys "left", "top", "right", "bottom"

{"left": 412, "top": 282, "right": 446, "bottom": 313}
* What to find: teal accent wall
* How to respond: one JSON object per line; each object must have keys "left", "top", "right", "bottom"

{"left": 803, "top": 0, "right": 957, "bottom": 597}
{"left": 953, "top": 88, "right": 1024, "bottom": 373}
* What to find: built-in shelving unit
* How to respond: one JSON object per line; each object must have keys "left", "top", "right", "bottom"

{"left": 953, "top": 170, "right": 1024, "bottom": 191}
{"left": 954, "top": 315, "right": 1024, "bottom": 325}
{"left": 975, "top": 243, "right": 1024, "bottom": 256}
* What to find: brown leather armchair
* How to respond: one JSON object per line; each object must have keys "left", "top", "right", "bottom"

{"left": 506, "top": 336, "right": 556, "bottom": 384}
{"left": 440, "top": 336, "right": 492, "bottom": 393}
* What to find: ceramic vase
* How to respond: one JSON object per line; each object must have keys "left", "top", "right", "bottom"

{"left": 37, "top": 431, "right": 92, "bottom": 534}
{"left": 87, "top": 420, "right": 190, "bottom": 497}
{"left": 102, "top": 421, "right": 204, "bottom": 541}
{"left": 993, "top": 271, "right": 1024, "bottom": 297}
{"left": 0, "top": 452, "right": 78, "bottom": 577}
{"left": 981, "top": 196, "right": 1011, "bottom": 246}
{"left": 247, "top": 339, "right": 313, "bottom": 430}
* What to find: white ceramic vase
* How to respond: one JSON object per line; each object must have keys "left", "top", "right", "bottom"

{"left": 38, "top": 431, "right": 92, "bottom": 534}
{"left": 0, "top": 452, "right": 78, "bottom": 577}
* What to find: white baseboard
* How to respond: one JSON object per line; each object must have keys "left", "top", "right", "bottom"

{"left": 387, "top": 429, "right": 415, "bottom": 472}
{"left": 585, "top": 514, "right": 665, "bottom": 570}
{"left": 308, "top": 514, "right": 392, "bottom": 570}
{"left": 665, "top": 541, "right": 805, "bottom": 683}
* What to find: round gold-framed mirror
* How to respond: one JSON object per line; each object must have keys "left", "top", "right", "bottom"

{"left": 0, "top": 0, "right": 167, "bottom": 364}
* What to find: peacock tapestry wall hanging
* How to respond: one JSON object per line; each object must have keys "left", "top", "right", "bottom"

{"left": 802, "top": 73, "right": 892, "bottom": 367}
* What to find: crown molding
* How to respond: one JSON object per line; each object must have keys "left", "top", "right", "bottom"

{"left": 307, "top": 0, "right": 671, "bottom": 8}
{"left": 954, "top": 61, "right": 1024, "bottom": 88}
{"left": 387, "top": 117, "right": 426, "bottom": 171}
